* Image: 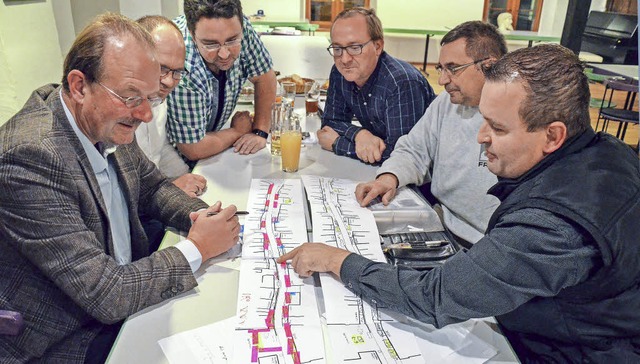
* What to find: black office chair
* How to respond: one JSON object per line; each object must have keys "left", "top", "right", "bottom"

{"left": 595, "top": 78, "right": 639, "bottom": 144}
{"left": 0, "top": 310, "right": 24, "bottom": 336}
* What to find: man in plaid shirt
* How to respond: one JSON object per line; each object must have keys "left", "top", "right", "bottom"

{"left": 167, "top": 0, "right": 276, "bottom": 163}
{"left": 319, "top": 8, "right": 435, "bottom": 164}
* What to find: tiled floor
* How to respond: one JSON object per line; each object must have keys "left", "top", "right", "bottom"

{"left": 417, "top": 64, "right": 639, "bottom": 151}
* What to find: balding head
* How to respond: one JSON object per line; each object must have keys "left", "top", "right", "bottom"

{"left": 137, "top": 15, "right": 186, "bottom": 100}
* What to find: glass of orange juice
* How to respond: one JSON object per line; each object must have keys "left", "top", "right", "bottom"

{"left": 280, "top": 117, "right": 302, "bottom": 172}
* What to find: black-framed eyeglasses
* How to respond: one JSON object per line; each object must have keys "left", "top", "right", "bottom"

{"left": 160, "top": 66, "right": 187, "bottom": 80}
{"left": 435, "top": 57, "right": 489, "bottom": 77}
{"left": 194, "top": 35, "right": 242, "bottom": 52}
{"left": 327, "top": 40, "right": 373, "bottom": 57}
{"left": 97, "top": 82, "right": 163, "bottom": 108}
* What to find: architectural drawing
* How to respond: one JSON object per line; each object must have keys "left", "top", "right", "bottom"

{"left": 242, "top": 179, "right": 308, "bottom": 259}
{"left": 301, "top": 175, "right": 425, "bottom": 363}
{"left": 234, "top": 258, "right": 325, "bottom": 364}
{"left": 301, "top": 175, "right": 384, "bottom": 262}
{"left": 234, "top": 179, "right": 326, "bottom": 364}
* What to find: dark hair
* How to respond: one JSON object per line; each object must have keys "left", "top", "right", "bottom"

{"left": 332, "top": 7, "right": 383, "bottom": 41}
{"left": 441, "top": 21, "right": 507, "bottom": 61}
{"left": 184, "top": 0, "right": 243, "bottom": 35}
{"left": 62, "top": 12, "right": 155, "bottom": 91}
{"left": 484, "top": 43, "right": 590, "bottom": 137}
{"left": 137, "top": 15, "right": 182, "bottom": 35}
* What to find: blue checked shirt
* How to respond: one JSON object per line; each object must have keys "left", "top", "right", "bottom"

{"left": 167, "top": 15, "right": 273, "bottom": 144}
{"left": 322, "top": 52, "right": 435, "bottom": 162}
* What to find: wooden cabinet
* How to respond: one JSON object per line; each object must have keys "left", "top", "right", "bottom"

{"left": 306, "top": 0, "right": 371, "bottom": 31}
{"left": 483, "top": 0, "right": 544, "bottom": 31}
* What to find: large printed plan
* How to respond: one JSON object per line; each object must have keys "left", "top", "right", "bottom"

{"left": 301, "top": 176, "right": 425, "bottom": 364}
{"left": 158, "top": 177, "right": 500, "bottom": 364}
{"left": 234, "top": 179, "right": 325, "bottom": 364}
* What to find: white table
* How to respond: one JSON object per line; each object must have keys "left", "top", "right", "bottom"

{"left": 107, "top": 104, "right": 519, "bottom": 363}
{"left": 588, "top": 63, "right": 639, "bottom": 81}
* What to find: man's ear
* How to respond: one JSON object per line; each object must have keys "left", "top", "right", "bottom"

{"left": 374, "top": 39, "right": 384, "bottom": 56}
{"left": 480, "top": 57, "right": 497, "bottom": 72}
{"left": 543, "top": 121, "right": 567, "bottom": 154}
{"left": 66, "top": 70, "right": 88, "bottom": 103}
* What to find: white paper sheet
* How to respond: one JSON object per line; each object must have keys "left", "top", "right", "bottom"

{"left": 158, "top": 317, "right": 235, "bottom": 364}
{"left": 302, "top": 175, "right": 425, "bottom": 363}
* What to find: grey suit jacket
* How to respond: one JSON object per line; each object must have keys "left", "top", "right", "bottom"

{"left": 0, "top": 84, "right": 209, "bottom": 362}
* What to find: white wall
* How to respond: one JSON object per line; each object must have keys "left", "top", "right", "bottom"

{"left": 70, "top": 0, "right": 119, "bottom": 35}
{"left": 0, "top": 0, "right": 63, "bottom": 124}
{"left": 120, "top": 0, "right": 162, "bottom": 20}
{"left": 590, "top": 0, "right": 607, "bottom": 12}
{"left": 0, "top": 32, "right": 19, "bottom": 124}
{"left": 377, "top": 0, "right": 484, "bottom": 29}
{"left": 51, "top": 0, "right": 76, "bottom": 56}
{"left": 538, "top": 0, "right": 568, "bottom": 36}
{"left": 240, "top": 0, "right": 303, "bottom": 21}
{"left": 162, "top": 0, "right": 181, "bottom": 20}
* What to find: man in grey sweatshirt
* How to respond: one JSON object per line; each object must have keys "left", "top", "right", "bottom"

{"left": 355, "top": 21, "right": 506, "bottom": 247}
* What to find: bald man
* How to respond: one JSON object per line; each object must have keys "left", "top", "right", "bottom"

{"left": 136, "top": 15, "right": 206, "bottom": 197}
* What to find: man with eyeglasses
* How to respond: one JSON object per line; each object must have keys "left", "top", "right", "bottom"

{"left": 135, "top": 16, "right": 210, "bottom": 252}
{"left": 319, "top": 7, "right": 435, "bottom": 164}
{"left": 0, "top": 13, "right": 241, "bottom": 363}
{"left": 135, "top": 16, "right": 206, "bottom": 194}
{"left": 167, "top": 0, "right": 276, "bottom": 163}
{"left": 356, "top": 21, "right": 506, "bottom": 248}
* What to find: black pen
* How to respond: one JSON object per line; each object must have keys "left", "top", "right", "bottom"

{"left": 206, "top": 210, "right": 250, "bottom": 217}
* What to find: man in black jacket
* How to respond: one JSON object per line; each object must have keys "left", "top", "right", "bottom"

{"left": 279, "top": 44, "right": 640, "bottom": 363}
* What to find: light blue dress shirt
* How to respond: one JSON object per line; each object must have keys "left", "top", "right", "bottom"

{"left": 60, "top": 91, "right": 202, "bottom": 271}
{"left": 61, "top": 93, "right": 131, "bottom": 264}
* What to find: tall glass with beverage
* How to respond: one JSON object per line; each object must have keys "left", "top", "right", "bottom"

{"left": 280, "top": 115, "right": 302, "bottom": 172}
{"left": 270, "top": 102, "right": 285, "bottom": 156}
{"left": 304, "top": 80, "right": 320, "bottom": 116}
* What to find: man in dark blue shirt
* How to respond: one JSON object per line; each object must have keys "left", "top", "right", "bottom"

{"left": 319, "top": 7, "right": 435, "bottom": 164}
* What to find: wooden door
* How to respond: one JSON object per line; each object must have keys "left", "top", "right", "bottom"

{"left": 607, "top": 0, "right": 638, "bottom": 14}
{"left": 306, "top": 0, "right": 371, "bottom": 31}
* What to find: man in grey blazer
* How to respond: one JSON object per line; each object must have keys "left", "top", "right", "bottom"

{"left": 0, "top": 13, "right": 240, "bottom": 363}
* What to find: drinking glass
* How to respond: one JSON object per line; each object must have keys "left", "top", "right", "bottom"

{"left": 281, "top": 81, "right": 297, "bottom": 108}
{"left": 280, "top": 116, "right": 302, "bottom": 172}
{"left": 304, "top": 80, "right": 321, "bottom": 117}
{"left": 270, "top": 102, "right": 286, "bottom": 156}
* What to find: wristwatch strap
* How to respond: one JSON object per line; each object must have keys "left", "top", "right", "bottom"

{"left": 252, "top": 129, "right": 268, "bottom": 139}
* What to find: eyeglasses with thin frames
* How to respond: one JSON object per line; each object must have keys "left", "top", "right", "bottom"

{"left": 194, "top": 36, "right": 242, "bottom": 52}
{"left": 160, "top": 66, "right": 187, "bottom": 80}
{"left": 435, "top": 57, "right": 489, "bottom": 77}
{"left": 97, "top": 82, "right": 163, "bottom": 108}
{"left": 327, "top": 39, "right": 373, "bottom": 57}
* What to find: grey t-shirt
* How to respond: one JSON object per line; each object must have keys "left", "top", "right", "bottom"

{"left": 377, "top": 92, "right": 499, "bottom": 243}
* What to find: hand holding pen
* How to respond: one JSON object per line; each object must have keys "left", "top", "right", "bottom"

{"left": 187, "top": 202, "right": 242, "bottom": 261}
